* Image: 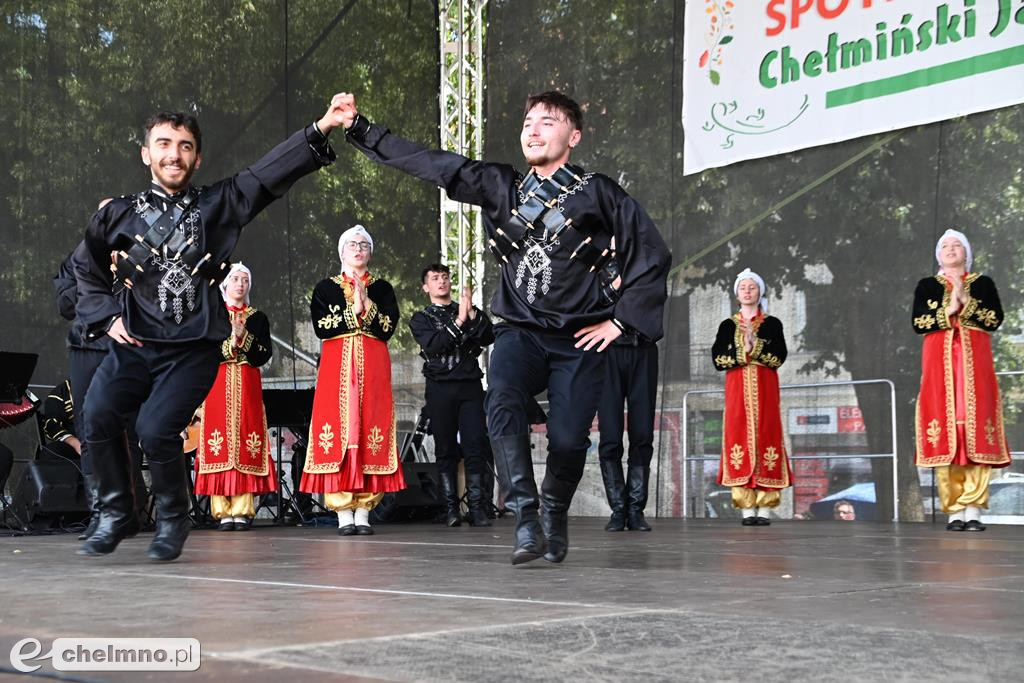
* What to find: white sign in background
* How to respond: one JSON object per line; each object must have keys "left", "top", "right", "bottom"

{"left": 682, "top": 0, "right": 1024, "bottom": 174}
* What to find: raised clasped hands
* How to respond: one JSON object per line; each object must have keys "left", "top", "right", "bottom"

{"left": 458, "top": 286, "right": 473, "bottom": 326}
{"left": 318, "top": 92, "right": 359, "bottom": 135}
{"left": 352, "top": 277, "right": 368, "bottom": 317}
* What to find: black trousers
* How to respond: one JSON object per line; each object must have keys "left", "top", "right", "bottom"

{"left": 425, "top": 378, "right": 490, "bottom": 477}
{"left": 70, "top": 347, "right": 147, "bottom": 503}
{"left": 485, "top": 324, "right": 606, "bottom": 485}
{"left": 83, "top": 341, "right": 220, "bottom": 466}
{"left": 597, "top": 342, "right": 658, "bottom": 469}
{"left": 69, "top": 348, "right": 108, "bottom": 476}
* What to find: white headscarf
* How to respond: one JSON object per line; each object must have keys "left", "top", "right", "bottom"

{"left": 935, "top": 228, "right": 973, "bottom": 273}
{"left": 733, "top": 267, "right": 768, "bottom": 313}
{"left": 219, "top": 262, "right": 252, "bottom": 304}
{"left": 337, "top": 224, "right": 374, "bottom": 263}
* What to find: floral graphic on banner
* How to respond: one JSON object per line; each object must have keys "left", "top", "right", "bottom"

{"left": 699, "top": 0, "right": 735, "bottom": 86}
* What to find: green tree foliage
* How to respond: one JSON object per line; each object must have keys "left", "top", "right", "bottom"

{"left": 0, "top": 0, "right": 439, "bottom": 387}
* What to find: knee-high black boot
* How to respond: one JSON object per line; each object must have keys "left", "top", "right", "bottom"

{"left": 146, "top": 456, "right": 191, "bottom": 561}
{"left": 465, "top": 472, "right": 492, "bottom": 527}
{"left": 540, "top": 472, "right": 577, "bottom": 563}
{"left": 78, "top": 436, "right": 139, "bottom": 555}
{"left": 490, "top": 434, "right": 545, "bottom": 564}
{"left": 599, "top": 458, "right": 627, "bottom": 532}
{"left": 438, "top": 469, "right": 462, "bottom": 527}
{"left": 78, "top": 474, "right": 101, "bottom": 541}
{"left": 626, "top": 464, "right": 653, "bottom": 531}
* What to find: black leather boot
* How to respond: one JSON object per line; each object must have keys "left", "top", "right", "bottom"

{"left": 490, "top": 434, "right": 545, "bottom": 564}
{"left": 626, "top": 464, "right": 653, "bottom": 531}
{"left": 438, "top": 469, "right": 462, "bottom": 527}
{"left": 465, "top": 472, "right": 492, "bottom": 527}
{"left": 146, "top": 456, "right": 191, "bottom": 561}
{"left": 78, "top": 474, "right": 101, "bottom": 541}
{"left": 540, "top": 472, "right": 577, "bottom": 564}
{"left": 599, "top": 458, "right": 626, "bottom": 532}
{"left": 78, "top": 437, "right": 140, "bottom": 555}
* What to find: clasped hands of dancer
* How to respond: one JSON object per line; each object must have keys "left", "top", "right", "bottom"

{"left": 944, "top": 273, "right": 970, "bottom": 317}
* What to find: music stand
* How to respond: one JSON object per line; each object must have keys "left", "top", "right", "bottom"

{"left": 261, "top": 388, "right": 321, "bottom": 525}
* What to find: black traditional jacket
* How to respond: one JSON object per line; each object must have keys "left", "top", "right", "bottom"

{"left": 712, "top": 315, "right": 787, "bottom": 371}
{"left": 75, "top": 124, "right": 334, "bottom": 344}
{"left": 221, "top": 308, "right": 272, "bottom": 368}
{"left": 409, "top": 302, "right": 494, "bottom": 382}
{"left": 54, "top": 242, "right": 112, "bottom": 352}
{"left": 911, "top": 274, "right": 1003, "bottom": 335}
{"left": 346, "top": 119, "right": 670, "bottom": 340}
{"left": 310, "top": 276, "right": 399, "bottom": 343}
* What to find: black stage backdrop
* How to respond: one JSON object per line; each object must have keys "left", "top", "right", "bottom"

{"left": 3, "top": 1, "right": 1022, "bottom": 520}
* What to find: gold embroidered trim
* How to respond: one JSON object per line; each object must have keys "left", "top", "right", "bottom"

{"left": 728, "top": 444, "right": 744, "bottom": 470}
{"left": 763, "top": 446, "right": 780, "bottom": 471}
{"left": 367, "top": 425, "right": 385, "bottom": 456}
{"left": 317, "top": 303, "right": 345, "bottom": 331}
{"left": 963, "top": 328, "right": 977, "bottom": 461}
{"left": 363, "top": 300, "right": 378, "bottom": 329}
{"left": 732, "top": 315, "right": 747, "bottom": 367}
{"left": 714, "top": 355, "right": 736, "bottom": 369}
{"left": 935, "top": 276, "right": 952, "bottom": 330}
{"left": 207, "top": 429, "right": 224, "bottom": 456}
{"left": 926, "top": 419, "right": 941, "bottom": 447}
{"left": 913, "top": 314, "right": 936, "bottom": 331}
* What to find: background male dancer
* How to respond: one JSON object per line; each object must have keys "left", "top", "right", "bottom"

{"left": 596, "top": 257, "right": 660, "bottom": 533}
{"left": 339, "top": 90, "right": 670, "bottom": 564}
{"left": 54, "top": 236, "right": 148, "bottom": 539}
{"left": 74, "top": 95, "right": 345, "bottom": 561}
{"left": 410, "top": 263, "right": 494, "bottom": 527}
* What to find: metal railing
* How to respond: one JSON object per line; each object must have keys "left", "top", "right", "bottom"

{"left": 680, "top": 378, "right": 899, "bottom": 521}
{"left": 996, "top": 370, "right": 1024, "bottom": 458}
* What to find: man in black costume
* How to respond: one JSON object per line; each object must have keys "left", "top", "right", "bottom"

{"left": 55, "top": 237, "right": 149, "bottom": 539}
{"left": 339, "top": 91, "right": 670, "bottom": 564}
{"left": 596, "top": 257, "right": 659, "bottom": 533}
{"left": 75, "top": 95, "right": 346, "bottom": 561}
{"left": 409, "top": 263, "right": 494, "bottom": 528}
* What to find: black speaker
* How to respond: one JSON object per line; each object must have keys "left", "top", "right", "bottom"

{"left": 9, "top": 460, "right": 88, "bottom": 526}
{"left": 371, "top": 462, "right": 444, "bottom": 522}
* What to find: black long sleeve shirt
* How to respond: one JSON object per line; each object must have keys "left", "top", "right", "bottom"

{"left": 54, "top": 242, "right": 112, "bottom": 352}
{"left": 75, "top": 123, "right": 334, "bottom": 344}
{"left": 346, "top": 120, "right": 671, "bottom": 340}
{"left": 409, "top": 302, "right": 494, "bottom": 381}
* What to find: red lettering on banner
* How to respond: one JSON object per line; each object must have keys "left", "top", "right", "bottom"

{"left": 766, "top": 0, "right": 893, "bottom": 36}
{"left": 766, "top": 0, "right": 787, "bottom": 36}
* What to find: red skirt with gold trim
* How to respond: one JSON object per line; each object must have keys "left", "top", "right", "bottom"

{"left": 717, "top": 364, "right": 792, "bottom": 490}
{"left": 300, "top": 334, "right": 405, "bottom": 494}
{"left": 915, "top": 324, "right": 1011, "bottom": 468}
{"left": 194, "top": 363, "right": 278, "bottom": 496}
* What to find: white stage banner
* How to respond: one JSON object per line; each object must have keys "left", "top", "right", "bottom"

{"left": 682, "top": 0, "right": 1024, "bottom": 174}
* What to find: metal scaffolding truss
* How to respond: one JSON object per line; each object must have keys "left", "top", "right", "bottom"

{"left": 438, "top": 0, "right": 487, "bottom": 303}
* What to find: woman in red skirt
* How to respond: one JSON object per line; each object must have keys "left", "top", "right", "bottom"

{"left": 913, "top": 229, "right": 1011, "bottom": 532}
{"left": 300, "top": 225, "right": 405, "bottom": 536}
{"left": 712, "top": 268, "right": 792, "bottom": 526}
{"left": 194, "top": 263, "right": 277, "bottom": 530}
